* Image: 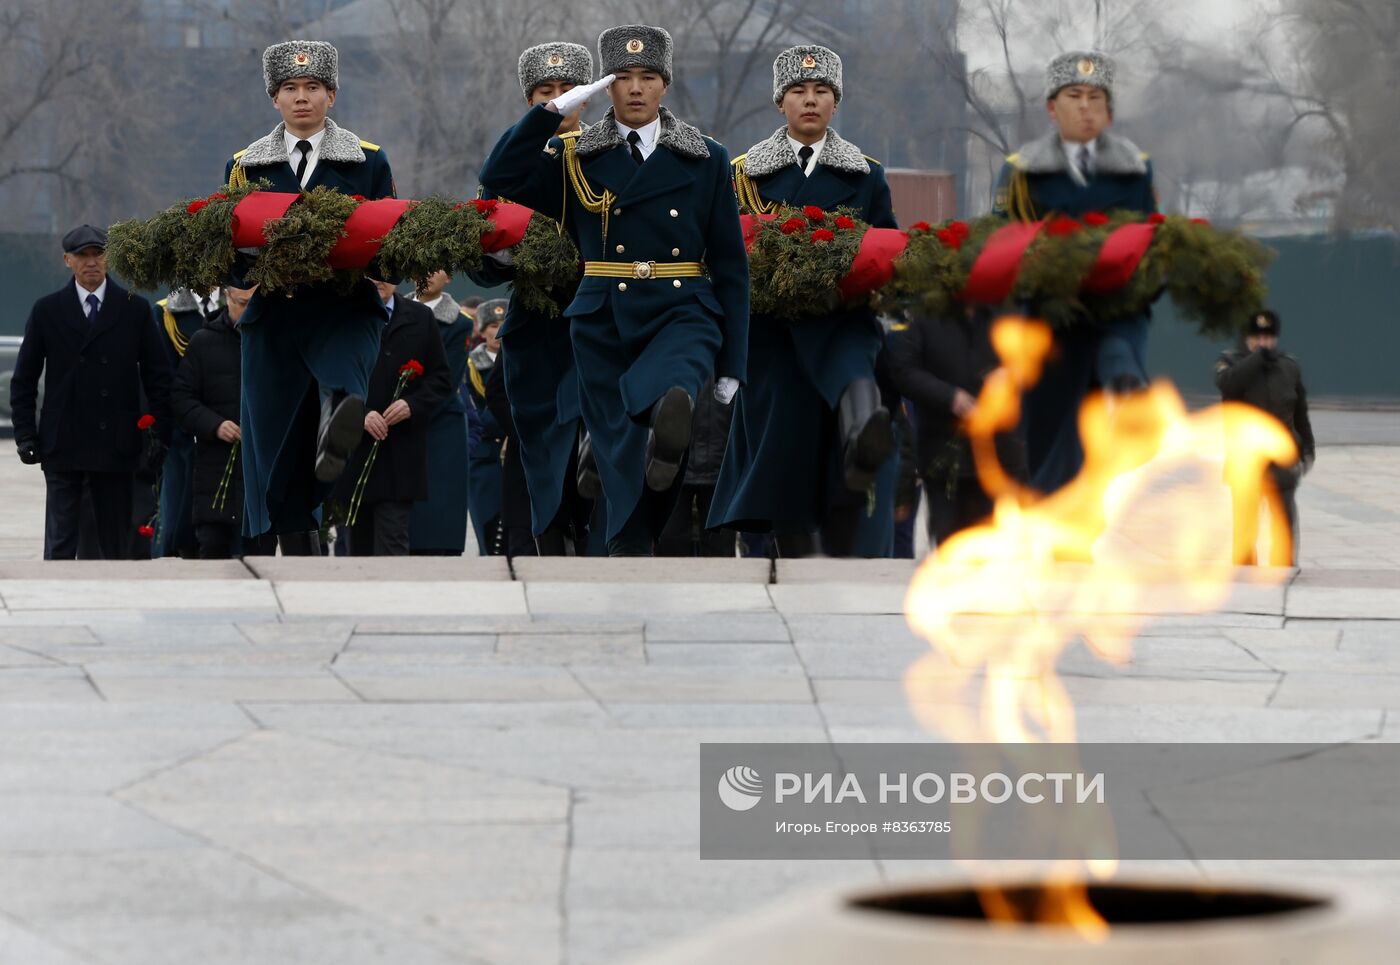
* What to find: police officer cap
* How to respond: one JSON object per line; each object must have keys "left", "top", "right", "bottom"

{"left": 1046, "top": 50, "right": 1115, "bottom": 101}
{"left": 598, "top": 24, "right": 673, "bottom": 85}
{"left": 519, "top": 42, "right": 594, "bottom": 99}
{"left": 263, "top": 40, "right": 338, "bottom": 97}
{"left": 62, "top": 224, "right": 107, "bottom": 253}
{"left": 772, "top": 45, "right": 843, "bottom": 105}
{"left": 1250, "top": 310, "right": 1280, "bottom": 336}
{"left": 477, "top": 298, "right": 509, "bottom": 332}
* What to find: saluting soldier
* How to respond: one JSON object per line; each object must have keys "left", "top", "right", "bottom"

{"left": 476, "top": 41, "right": 596, "bottom": 556}
{"left": 150, "top": 287, "right": 221, "bottom": 559}
{"left": 407, "top": 271, "right": 472, "bottom": 555}
{"left": 465, "top": 299, "right": 507, "bottom": 555}
{"left": 993, "top": 51, "right": 1157, "bottom": 492}
{"left": 479, "top": 24, "right": 749, "bottom": 557}
{"left": 710, "top": 45, "right": 898, "bottom": 558}
{"left": 223, "top": 41, "right": 396, "bottom": 555}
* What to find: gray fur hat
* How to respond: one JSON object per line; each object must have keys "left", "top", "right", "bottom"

{"left": 518, "top": 42, "right": 594, "bottom": 99}
{"left": 772, "top": 45, "right": 843, "bottom": 104}
{"left": 598, "top": 25, "right": 673, "bottom": 85}
{"left": 1045, "top": 50, "right": 1114, "bottom": 101}
{"left": 263, "top": 41, "right": 338, "bottom": 97}
{"left": 476, "top": 298, "right": 509, "bottom": 332}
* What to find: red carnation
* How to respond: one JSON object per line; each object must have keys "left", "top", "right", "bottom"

{"left": 780, "top": 217, "right": 806, "bottom": 235}
{"left": 803, "top": 205, "right": 826, "bottom": 222}
{"left": 910, "top": 221, "right": 931, "bottom": 233}
{"left": 948, "top": 220, "right": 970, "bottom": 239}
{"left": 811, "top": 228, "right": 835, "bottom": 243}
{"left": 186, "top": 199, "right": 208, "bottom": 215}
{"left": 1191, "top": 217, "right": 1211, "bottom": 226}
{"left": 935, "top": 228, "right": 963, "bottom": 250}
{"left": 136, "top": 414, "right": 156, "bottom": 430}
{"left": 1147, "top": 213, "right": 1168, "bottom": 225}
{"left": 471, "top": 199, "right": 499, "bottom": 215}
{"left": 400, "top": 359, "right": 425, "bottom": 379}
{"left": 208, "top": 192, "right": 229, "bottom": 203}
{"left": 351, "top": 194, "right": 366, "bottom": 202}
{"left": 137, "top": 525, "right": 154, "bottom": 538}
{"left": 1045, "top": 216, "right": 1083, "bottom": 237}
{"left": 1083, "top": 212, "right": 1110, "bottom": 227}
{"left": 834, "top": 215, "right": 856, "bottom": 230}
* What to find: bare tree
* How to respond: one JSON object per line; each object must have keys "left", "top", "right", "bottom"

{"left": 0, "top": 0, "right": 153, "bottom": 230}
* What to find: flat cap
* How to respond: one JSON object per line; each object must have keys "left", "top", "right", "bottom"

{"left": 61, "top": 224, "right": 107, "bottom": 253}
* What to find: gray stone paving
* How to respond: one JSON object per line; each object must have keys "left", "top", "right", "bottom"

{"left": 0, "top": 441, "right": 1395, "bottom": 962}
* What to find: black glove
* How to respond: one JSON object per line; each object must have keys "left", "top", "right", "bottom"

{"left": 16, "top": 439, "right": 39, "bottom": 465}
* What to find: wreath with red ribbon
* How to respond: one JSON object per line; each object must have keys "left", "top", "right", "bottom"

{"left": 107, "top": 183, "right": 580, "bottom": 315}
{"left": 743, "top": 206, "right": 1272, "bottom": 336}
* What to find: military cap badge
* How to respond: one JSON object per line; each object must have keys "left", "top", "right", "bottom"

{"left": 627, "top": 38, "right": 645, "bottom": 53}
{"left": 1077, "top": 57, "right": 1096, "bottom": 76}
{"left": 801, "top": 54, "right": 817, "bottom": 68}
{"left": 547, "top": 53, "right": 563, "bottom": 66}
{"left": 294, "top": 50, "right": 310, "bottom": 66}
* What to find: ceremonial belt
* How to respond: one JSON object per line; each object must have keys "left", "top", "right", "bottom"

{"left": 582, "top": 261, "right": 705, "bottom": 280}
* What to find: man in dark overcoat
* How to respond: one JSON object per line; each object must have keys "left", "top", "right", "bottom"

{"left": 479, "top": 24, "right": 749, "bottom": 556}
{"left": 710, "top": 45, "right": 898, "bottom": 557}
{"left": 223, "top": 40, "right": 396, "bottom": 554}
{"left": 10, "top": 225, "right": 172, "bottom": 559}
{"left": 333, "top": 280, "right": 451, "bottom": 556}
{"left": 992, "top": 50, "right": 1157, "bottom": 492}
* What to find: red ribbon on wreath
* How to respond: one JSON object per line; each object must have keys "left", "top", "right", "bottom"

{"left": 962, "top": 221, "right": 1046, "bottom": 303}
{"left": 1082, "top": 223, "right": 1158, "bottom": 294}
{"left": 838, "top": 227, "right": 909, "bottom": 300}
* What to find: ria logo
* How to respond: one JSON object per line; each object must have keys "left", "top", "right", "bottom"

{"left": 717, "top": 765, "right": 764, "bottom": 812}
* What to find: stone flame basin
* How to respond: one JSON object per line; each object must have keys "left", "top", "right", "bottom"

{"left": 629, "top": 878, "right": 1392, "bottom": 964}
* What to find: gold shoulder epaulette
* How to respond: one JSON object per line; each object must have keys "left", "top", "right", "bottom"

{"left": 156, "top": 297, "right": 169, "bottom": 308}
{"left": 161, "top": 303, "right": 190, "bottom": 358}
{"left": 558, "top": 129, "right": 582, "bottom": 141}
{"left": 731, "top": 153, "right": 747, "bottom": 168}
{"left": 731, "top": 155, "right": 777, "bottom": 216}
{"left": 1139, "top": 151, "right": 1150, "bottom": 161}
{"left": 359, "top": 139, "right": 380, "bottom": 152}
{"left": 863, "top": 155, "right": 882, "bottom": 167}
{"left": 232, "top": 148, "right": 248, "bottom": 161}
{"left": 468, "top": 360, "right": 486, "bottom": 397}
{"left": 1006, "top": 152, "right": 1024, "bottom": 169}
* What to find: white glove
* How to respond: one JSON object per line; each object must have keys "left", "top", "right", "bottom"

{"left": 486, "top": 248, "right": 515, "bottom": 267}
{"left": 548, "top": 74, "right": 615, "bottom": 116}
{"left": 714, "top": 377, "right": 739, "bottom": 405}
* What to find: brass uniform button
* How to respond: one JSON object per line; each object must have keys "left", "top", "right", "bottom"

{"left": 669, "top": 209, "right": 678, "bottom": 218}
{"left": 671, "top": 247, "right": 680, "bottom": 256}
{"left": 672, "top": 279, "right": 682, "bottom": 289}
{"left": 613, "top": 207, "right": 622, "bottom": 216}
{"left": 617, "top": 282, "right": 627, "bottom": 292}
{"left": 616, "top": 244, "right": 625, "bottom": 254}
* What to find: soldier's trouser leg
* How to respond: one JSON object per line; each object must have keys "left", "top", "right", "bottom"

{"left": 85, "top": 472, "right": 135, "bottom": 561}
{"left": 1095, "top": 316, "right": 1149, "bottom": 392}
{"left": 838, "top": 379, "right": 894, "bottom": 492}
{"left": 196, "top": 522, "right": 235, "bottom": 560}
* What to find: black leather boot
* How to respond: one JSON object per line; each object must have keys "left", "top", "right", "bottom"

{"left": 838, "top": 379, "right": 894, "bottom": 492}
{"left": 534, "top": 526, "right": 574, "bottom": 557}
{"left": 576, "top": 433, "right": 601, "bottom": 500}
{"left": 315, "top": 393, "right": 366, "bottom": 483}
{"left": 277, "top": 530, "right": 322, "bottom": 557}
{"left": 774, "top": 531, "right": 817, "bottom": 559}
{"left": 645, "top": 386, "right": 693, "bottom": 492}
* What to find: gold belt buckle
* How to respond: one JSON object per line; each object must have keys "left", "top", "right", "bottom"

{"left": 632, "top": 261, "right": 656, "bottom": 279}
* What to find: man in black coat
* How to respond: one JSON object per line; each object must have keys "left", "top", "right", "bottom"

{"left": 11, "top": 225, "right": 172, "bottom": 560}
{"left": 171, "top": 286, "right": 277, "bottom": 559}
{"left": 333, "top": 281, "right": 451, "bottom": 556}
{"left": 889, "top": 308, "right": 1026, "bottom": 548}
{"left": 1216, "top": 309, "right": 1315, "bottom": 565}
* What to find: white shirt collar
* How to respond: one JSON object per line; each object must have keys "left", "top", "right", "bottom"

{"left": 786, "top": 133, "right": 827, "bottom": 176}
{"left": 615, "top": 115, "right": 661, "bottom": 157}
{"left": 383, "top": 294, "right": 396, "bottom": 317}
{"left": 284, "top": 126, "right": 326, "bottom": 156}
{"left": 75, "top": 277, "right": 107, "bottom": 305}
{"left": 418, "top": 294, "right": 444, "bottom": 311}
{"left": 1061, "top": 136, "right": 1098, "bottom": 160}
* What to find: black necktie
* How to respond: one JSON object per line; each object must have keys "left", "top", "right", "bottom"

{"left": 627, "top": 130, "right": 644, "bottom": 166}
{"left": 294, "top": 139, "right": 313, "bottom": 185}
{"left": 1077, "top": 145, "right": 1092, "bottom": 181}
{"left": 797, "top": 145, "right": 814, "bottom": 175}
{"left": 85, "top": 293, "right": 100, "bottom": 323}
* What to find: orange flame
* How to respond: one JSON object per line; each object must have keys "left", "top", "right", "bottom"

{"left": 903, "top": 317, "right": 1298, "bottom": 935}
